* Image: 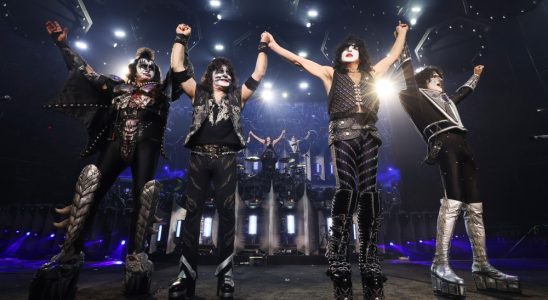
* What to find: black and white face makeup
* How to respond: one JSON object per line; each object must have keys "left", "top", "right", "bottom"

{"left": 341, "top": 44, "right": 359, "bottom": 63}
{"left": 427, "top": 72, "right": 444, "bottom": 92}
{"left": 136, "top": 58, "right": 155, "bottom": 82}
{"left": 212, "top": 65, "right": 232, "bottom": 89}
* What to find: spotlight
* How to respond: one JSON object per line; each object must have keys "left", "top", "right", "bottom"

{"left": 389, "top": 241, "right": 394, "bottom": 246}
{"left": 261, "top": 90, "right": 274, "bottom": 101}
{"left": 74, "top": 41, "right": 88, "bottom": 50}
{"left": 299, "top": 81, "right": 309, "bottom": 90}
{"left": 214, "top": 44, "right": 224, "bottom": 51}
{"left": 209, "top": 0, "right": 221, "bottom": 8}
{"left": 15, "top": 230, "right": 20, "bottom": 234}
{"left": 203, "top": 217, "right": 212, "bottom": 237}
{"left": 157, "top": 224, "right": 163, "bottom": 242}
{"left": 415, "top": 66, "right": 425, "bottom": 73}
{"left": 121, "top": 240, "right": 126, "bottom": 245}
{"left": 282, "top": 92, "right": 288, "bottom": 99}
{"left": 419, "top": 240, "right": 423, "bottom": 243}
{"left": 307, "top": 9, "right": 318, "bottom": 18}
{"left": 176, "top": 220, "right": 183, "bottom": 238}
{"left": 410, "top": 18, "right": 417, "bottom": 25}
{"left": 411, "top": 6, "right": 422, "bottom": 12}
{"left": 118, "top": 66, "right": 129, "bottom": 78}
{"left": 113, "top": 42, "right": 118, "bottom": 48}
{"left": 375, "top": 79, "right": 396, "bottom": 98}
{"left": 26, "top": 232, "right": 31, "bottom": 236}
{"left": 263, "top": 81, "right": 273, "bottom": 89}
{"left": 114, "top": 30, "right": 126, "bottom": 38}
{"left": 287, "top": 215, "right": 295, "bottom": 234}
{"left": 298, "top": 51, "right": 308, "bottom": 57}
{"left": 217, "top": 14, "right": 222, "bottom": 20}
{"left": 49, "top": 233, "right": 55, "bottom": 238}
{"left": 248, "top": 215, "right": 257, "bottom": 235}
{"left": 306, "top": 22, "right": 311, "bottom": 28}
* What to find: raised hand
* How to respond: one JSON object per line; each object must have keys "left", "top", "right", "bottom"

{"left": 263, "top": 32, "right": 277, "bottom": 48}
{"left": 394, "top": 21, "right": 409, "bottom": 38}
{"left": 176, "top": 23, "right": 191, "bottom": 36}
{"left": 474, "top": 65, "right": 484, "bottom": 76}
{"left": 260, "top": 31, "right": 270, "bottom": 43}
{"left": 45, "top": 20, "right": 68, "bottom": 43}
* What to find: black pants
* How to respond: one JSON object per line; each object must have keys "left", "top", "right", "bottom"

{"left": 437, "top": 132, "right": 480, "bottom": 204}
{"left": 331, "top": 132, "right": 380, "bottom": 206}
{"left": 76, "top": 138, "right": 160, "bottom": 254}
{"left": 181, "top": 153, "right": 237, "bottom": 277}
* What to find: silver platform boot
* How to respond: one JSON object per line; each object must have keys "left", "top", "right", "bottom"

{"left": 463, "top": 202, "right": 521, "bottom": 293}
{"left": 431, "top": 198, "right": 466, "bottom": 297}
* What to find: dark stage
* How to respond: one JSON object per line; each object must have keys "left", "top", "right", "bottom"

{"left": 1, "top": 258, "right": 547, "bottom": 299}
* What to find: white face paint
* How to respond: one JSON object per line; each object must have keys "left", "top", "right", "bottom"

{"left": 136, "top": 58, "right": 155, "bottom": 82}
{"left": 212, "top": 65, "right": 232, "bottom": 88}
{"left": 341, "top": 44, "right": 359, "bottom": 63}
{"left": 426, "top": 72, "right": 444, "bottom": 92}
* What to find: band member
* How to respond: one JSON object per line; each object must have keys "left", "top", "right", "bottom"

{"left": 287, "top": 131, "right": 312, "bottom": 163}
{"left": 265, "top": 22, "right": 408, "bottom": 300}
{"left": 248, "top": 129, "right": 285, "bottom": 174}
{"left": 168, "top": 24, "right": 268, "bottom": 299}
{"left": 29, "top": 21, "right": 188, "bottom": 299}
{"left": 397, "top": 46, "right": 520, "bottom": 297}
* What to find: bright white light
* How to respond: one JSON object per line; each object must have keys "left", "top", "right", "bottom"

{"left": 261, "top": 90, "right": 274, "bottom": 101}
{"left": 287, "top": 215, "right": 295, "bottom": 234}
{"left": 217, "top": 14, "right": 222, "bottom": 20}
{"left": 299, "top": 82, "right": 309, "bottom": 90}
{"left": 176, "top": 220, "right": 182, "bottom": 238}
{"left": 157, "top": 224, "right": 163, "bottom": 242}
{"left": 282, "top": 92, "right": 288, "bottom": 99}
{"left": 353, "top": 223, "right": 357, "bottom": 240}
{"left": 118, "top": 66, "right": 129, "bottom": 78}
{"left": 415, "top": 66, "right": 425, "bottom": 73}
{"left": 113, "top": 43, "right": 118, "bottom": 48}
{"left": 327, "top": 217, "right": 333, "bottom": 235}
{"left": 375, "top": 79, "right": 397, "bottom": 98}
{"left": 203, "top": 217, "right": 212, "bottom": 237}
{"left": 253, "top": 161, "right": 259, "bottom": 170}
{"left": 264, "top": 81, "right": 273, "bottom": 89}
{"left": 114, "top": 30, "right": 126, "bottom": 38}
{"left": 410, "top": 18, "right": 417, "bottom": 25}
{"left": 298, "top": 51, "right": 308, "bottom": 57}
{"left": 249, "top": 215, "right": 257, "bottom": 235}
{"left": 307, "top": 9, "right": 318, "bottom": 18}
{"left": 306, "top": 22, "right": 311, "bottom": 28}
{"left": 209, "top": 0, "right": 221, "bottom": 8}
{"left": 74, "top": 41, "right": 88, "bottom": 50}
{"left": 214, "top": 44, "right": 224, "bottom": 51}
{"left": 330, "top": 162, "right": 333, "bottom": 174}
{"left": 411, "top": 6, "right": 422, "bottom": 12}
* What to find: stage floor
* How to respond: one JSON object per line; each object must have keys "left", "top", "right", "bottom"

{"left": 1, "top": 258, "right": 547, "bottom": 299}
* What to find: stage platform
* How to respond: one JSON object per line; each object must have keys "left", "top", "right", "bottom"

{"left": 1, "top": 258, "right": 547, "bottom": 299}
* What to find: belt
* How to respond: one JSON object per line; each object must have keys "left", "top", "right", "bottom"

{"left": 190, "top": 144, "right": 237, "bottom": 157}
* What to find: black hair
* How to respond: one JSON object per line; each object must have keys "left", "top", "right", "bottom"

{"left": 415, "top": 66, "right": 444, "bottom": 89}
{"left": 127, "top": 47, "right": 162, "bottom": 84}
{"left": 333, "top": 35, "right": 373, "bottom": 74}
{"left": 200, "top": 57, "right": 238, "bottom": 93}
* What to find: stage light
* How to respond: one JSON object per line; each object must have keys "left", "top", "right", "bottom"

{"left": 253, "top": 161, "right": 259, "bottom": 170}
{"left": 176, "top": 220, "right": 183, "bottom": 238}
{"left": 410, "top": 18, "right": 417, "bottom": 25}
{"left": 287, "top": 215, "right": 295, "bottom": 234}
{"left": 353, "top": 223, "right": 357, "bottom": 240}
{"left": 306, "top": 22, "right": 311, "bottom": 28}
{"left": 74, "top": 41, "right": 88, "bottom": 50}
{"left": 282, "top": 92, "right": 288, "bottom": 99}
{"left": 307, "top": 9, "right": 318, "bottom": 18}
{"left": 214, "top": 44, "right": 224, "bottom": 51}
{"left": 375, "top": 79, "right": 396, "bottom": 98}
{"left": 217, "top": 14, "right": 222, "bottom": 20}
{"left": 415, "top": 66, "right": 425, "bottom": 73}
{"left": 411, "top": 6, "right": 422, "bottom": 12}
{"left": 299, "top": 82, "right": 309, "bottom": 90}
{"left": 121, "top": 240, "right": 126, "bottom": 245}
{"left": 114, "top": 260, "right": 123, "bottom": 265}
{"left": 209, "top": 0, "right": 221, "bottom": 8}
{"left": 203, "top": 217, "right": 212, "bottom": 237}
{"left": 157, "top": 224, "right": 163, "bottom": 242}
{"left": 114, "top": 30, "right": 126, "bottom": 38}
{"left": 118, "top": 66, "right": 129, "bottom": 79}
{"left": 261, "top": 90, "right": 274, "bottom": 102}
{"left": 389, "top": 242, "right": 394, "bottom": 246}
{"left": 15, "top": 230, "right": 20, "bottom": 234}
{"left": 249, "top": 215, "right": 257, "bottom": 235}
{"left": 264, "top": 81, "right": 273, "bottom": 89}
{"left": 298, "top": 51, "right": 308, "bottom": 58}
{"left": 330, "top": 162, "right": 334, "bottom": 175}
{"left": 26, "top": 232, "right": 30, "bottom": 236}
{"left": 419, "top": 240, "right": 423, "bottom": 243}
{"left": 113, "top": 43, "right": 118, "bottom": 48}
{"left": 49, "top": 233, "right": 55, "bottom": 238}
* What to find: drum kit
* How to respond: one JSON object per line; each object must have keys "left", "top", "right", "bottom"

{"left": 241, "top": 153, "right": 307, "bottom": 179}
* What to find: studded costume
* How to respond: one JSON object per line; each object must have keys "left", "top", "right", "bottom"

{"left": 326, "top": 70, "right": 385, "bottom": 300}
{"left": 398, "top": 47, "right": 520, "bottom": 297}
{"left": 29, "top": 38, "right": 185, "bottom": 299}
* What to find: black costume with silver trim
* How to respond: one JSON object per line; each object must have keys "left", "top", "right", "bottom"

{"left": 326, "top": 70, "right": 385, "bottom": 300}
{"left": 398, "top": 48, "right": 520, "bottom": 297}
{"left": 29, "top": 41, "right": 184, "bottom": 299}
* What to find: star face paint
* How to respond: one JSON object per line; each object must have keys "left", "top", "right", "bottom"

{"left": 212, "top": 65, "right": 232, "bottom": 88}
{"left": 136, "top": 58, "right": 155, "bottom": 82}
{"left": 427, "top": 72, "right": 444, "bottom": 92}
{"left": 341, "top": 44, "right": 359, "bottom": 63}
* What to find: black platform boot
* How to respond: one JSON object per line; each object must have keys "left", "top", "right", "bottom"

{"left": 169, "top": 254, "right": 197, "bottom": 299}
{"left": 326, "top": 189, "right": 356, "bottom": 300}
{"left": 358, "top": 192, "right": 386, "bottom": 300}
{"left": 215, "top": 254, "right": 235, "bottom": 299}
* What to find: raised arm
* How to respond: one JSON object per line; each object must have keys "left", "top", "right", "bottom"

{"left": 46, "top": 21, "right": 95, "bottom": 75}
{"left": 452, "top": 65, "right": 483, "bottom": 105}
{"left": 372, "top": 22, "right": 409, "bottom": 78}
{"left": 241, "top": 32, "right": 269, "bottom": 105}
{"left": 249, "top": 131, "right": 266, "bottom": 144}
{"left": 272, "top": 129, "right": 286, "bottom": 146}
{"left": 171, "top": 23, "right": 197, "bottom": 101}
{"left": 266, "top": 32, "right": 334, "bottom": 91}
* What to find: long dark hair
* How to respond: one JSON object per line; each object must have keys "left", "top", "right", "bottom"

{"left": 415, "top": 66, "right": 444, "bottom": 89}
{"left": 127, "top": 47, "right": 162, "bottom": 84}
{"left": 333, "top": 35, "right": 373, "bottom": 74}
{"left": 200, "top": 57, "right": 238, "bottom": 93}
